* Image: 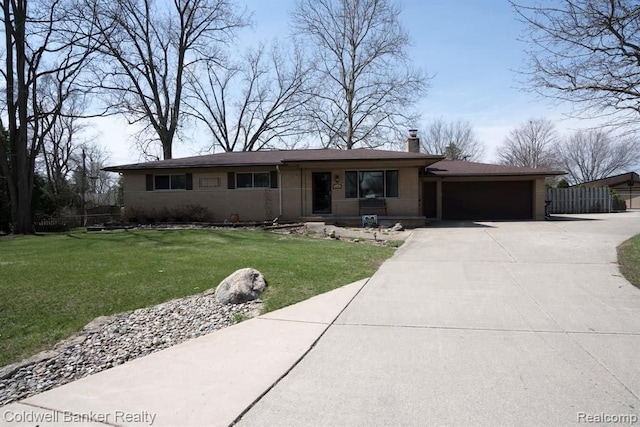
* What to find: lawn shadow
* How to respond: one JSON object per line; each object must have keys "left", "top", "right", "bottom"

{"left": 64, "top": 227, "right": 269, "bottom": 247}
{"left": 63, "top": 229, "right": 174, "bottom": 246}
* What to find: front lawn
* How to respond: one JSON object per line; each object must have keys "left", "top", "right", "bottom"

{"left": 618, "top": 234, "right": 640, "bottom": 289}
{"left": 0, "top": 229, "right": 397, "bottom": 367}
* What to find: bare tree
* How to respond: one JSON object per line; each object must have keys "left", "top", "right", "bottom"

{"left": 558, "top": 129, "right": 640, "bottom": 184}
{"left": 85, "top": 0, "right": 247, "bottom": 159}
{"left": 0, "top": 126, "right": 10, "bottom": 232}
{"left": 0, "top": 0, "right": 95, "bottom": 233}
{"left": 71, "top": 143, "right": 117, "bottom": 207}
{"left": 292, "top": 0, "right": 429, "bottom": 149}
{"left": 421, "top": 118, "right": 484, "bottom": 161}
{"left": 513, "top": 0, "right": 640, "bottom": 127}
{"left": 497, "top": 118, "right": 559, "bottom": 168}
{"left": 185, "top": 42, "right": 311, "bottom": 152}
{"left": 40, "top": 93, "right": 90, "bottom": 200}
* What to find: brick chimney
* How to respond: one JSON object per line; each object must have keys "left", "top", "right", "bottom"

{"left": 405, "top": 129, "right": 420, "bottom": 153}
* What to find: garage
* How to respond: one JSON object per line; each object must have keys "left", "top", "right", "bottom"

{"left": 441, "top": 180, "right": 533, "bottom": 220}
{"left": 422, "top": 160, "right": 563, "bottom": 221}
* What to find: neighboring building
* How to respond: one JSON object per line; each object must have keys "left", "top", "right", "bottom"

{"left": 105, "top": 135, "right": 563, "bottom": 226}
{"left": 580, "top": 172, "right": 640, "bottom": 209}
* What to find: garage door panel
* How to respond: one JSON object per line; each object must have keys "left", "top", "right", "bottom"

{"left": 442, "top": 181, "right": 532, "bottom": 220}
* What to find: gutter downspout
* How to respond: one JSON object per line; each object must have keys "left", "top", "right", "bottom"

{"left": 276, "top": 165, "right": 283, "bottom": 217}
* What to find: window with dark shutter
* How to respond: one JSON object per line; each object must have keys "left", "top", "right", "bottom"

{"left": 236, "top": 173, "right": 253, "bottom": 188}
{"left": 151, "top": 174, "right": 188, "bottom": 190}
{"left": 186, "top": 173, "right": 193, "bottom": 190}
{"left": 230, "top": 171, "right": 279, "bottom": 189}
{"left": 253, "top": 172, "right": 270, "bottom": 188}
{"left": 155, "top": 175, "right": 171, "bottom": 190}
{"left": 170, "top": 175, "right": 186, "bottom": 189}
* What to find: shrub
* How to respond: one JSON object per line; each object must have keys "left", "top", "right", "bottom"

{"left": 122, "top": 207, "right": 144, "bottom": 223}
{"left": 184, "top": 204, "right": 213, "bottom": 222}
{"left": 122, "top": 205, "right": 213, "bottom": 224}
{"left": 612, "top": 190, "right": 627, "bottom": 211}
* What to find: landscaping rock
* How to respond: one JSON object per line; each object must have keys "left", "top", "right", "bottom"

{"left": 215, "top": 268, "right": 268, "bottom": 304}
{"left": 0, "top": 292, "right": 263, "bottom": 407}
{"left": 391, "top": 222, "right": 404, "bottom": 232}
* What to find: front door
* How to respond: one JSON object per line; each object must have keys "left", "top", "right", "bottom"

{"left": 312, "top": 172, "right": 332, "bottom": 214}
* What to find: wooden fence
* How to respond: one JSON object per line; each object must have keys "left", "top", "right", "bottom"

{"left": 545, "top": 187, "right": 612, "bottom": 214}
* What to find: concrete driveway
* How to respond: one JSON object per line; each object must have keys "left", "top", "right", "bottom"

{"left": 238, "top": 213, "right": 640, "bottom": 426}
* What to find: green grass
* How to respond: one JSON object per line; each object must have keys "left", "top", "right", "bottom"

{"left": 618, "top": 234, "right": 640, "bottom": 289}
{"left": 231, "top": 313, "right": 251, "bottom": 324}
{"left": 0, "top": 229, "right": 397, "bottom": 367}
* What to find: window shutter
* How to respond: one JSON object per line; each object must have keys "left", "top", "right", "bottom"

{"left": 146, "top": 174, "right": 153, "bottom": 191}
{"left": 185, "top": 173, "right": 193, "bottom": 190}
{"left": 227, "top": 172, "right": 236, "bottom": 189}
{"left": 270, "top": 171, "right": 278, "bottom": 188}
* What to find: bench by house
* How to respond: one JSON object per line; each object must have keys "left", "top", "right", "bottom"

{"left": 359, "top": 197, "right": 387, "bottom": 216}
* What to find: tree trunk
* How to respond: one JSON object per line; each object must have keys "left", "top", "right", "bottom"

{"left": 162, "top": 142, "right": 172, "bottom": 160}
{"left": 158, "top": 128, "right": 174, "bottom": 160}
{"left": 14, "top": 178, "right": 33, "bottom": 234}
{"left": 3, "top": 0, "right": 35, "bottom": 234}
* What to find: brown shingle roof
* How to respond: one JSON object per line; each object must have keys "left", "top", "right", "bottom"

{"left": 104, "top": 148, "right": 444, "bottom": 171}
{"left": 425, "top": 160, "right": 565, "bottom": 177}
{"left": 579, "top": 171, "right": 640, "bottom": 187}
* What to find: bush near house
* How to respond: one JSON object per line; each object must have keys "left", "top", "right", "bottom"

{"left": 122, "top": 205, "right": 214, "bottom": 223}
{"left": 611, "top": 190, "right": 627, "bottom": 211}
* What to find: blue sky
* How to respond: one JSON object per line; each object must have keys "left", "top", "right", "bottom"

{"left": 101, "top": 0, "right": 601, "bottom": 166}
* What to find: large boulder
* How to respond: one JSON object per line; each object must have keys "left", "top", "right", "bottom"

{"left": 215, "top": 268, "right": 267, "bottom": 304}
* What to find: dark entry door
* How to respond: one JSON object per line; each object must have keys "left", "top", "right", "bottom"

{"left": 312, "top": 172, "right": 332, "bottom": 214}
{"left": 423, "top": 181, "right": 437, "bottom": 218}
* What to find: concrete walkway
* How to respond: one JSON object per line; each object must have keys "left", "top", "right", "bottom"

{"left": 3, "top": 212, "right": 640, "bottom": 426}
{"left": 0, "top": 280, "right": 369, "bottom": 427}
{"left": 237, "top": 212, "right": 640, "bottom": 426}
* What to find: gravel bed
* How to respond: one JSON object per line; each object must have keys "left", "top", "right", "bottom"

{"left": 0, "top": 291, "right": 263, "bottom": 407}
